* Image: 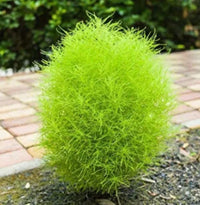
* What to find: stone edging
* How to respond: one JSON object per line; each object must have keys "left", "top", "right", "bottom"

{"left": 0, "top": 159, "right": 43, "bottom": 178}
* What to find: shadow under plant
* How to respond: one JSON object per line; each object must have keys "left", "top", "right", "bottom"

{"left": 0, "top": 130, "right": 199, "bottom": 205}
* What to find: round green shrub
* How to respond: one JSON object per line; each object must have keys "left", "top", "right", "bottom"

{"left": 39, "top": 16, "right": 176, "bottom": 194}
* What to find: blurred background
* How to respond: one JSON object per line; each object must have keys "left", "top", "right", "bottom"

{"left": 0, "top": 0, "right": 200, "bottom": 72}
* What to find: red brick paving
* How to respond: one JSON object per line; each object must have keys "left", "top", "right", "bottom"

{"left": 27, "top": 146, "right": 44, "bottom": 158}
{"left": 172, "top": 104, "right": 193, "bottom": 115}
{"left": 0, "top": 99, "right": 19, "bottom": 107}
{"left": 185, "top": 99, "right": 200, "bottom": 109}
{"left": 178, "top": 92, "right": 200, "bottom": 102}
{"left": 0, "top": 127, "right": 13, "bottom": 140}
{"left": 0, "top": 73, "right": 40, "bottom": 169}
{"left": 0, "top": 139, "right": 22, "bottom": 154}
{"left": 0, "top": 107, "right": 36, "bottom": 120}
{"left": 1, "top": 115, "right": 38, "bottom": 129}
{"left": 0, "top": 50, "right": 200, "bottom": 169}
{"left": 8, "top": 123, "right": 40, "bottom": 136}
{"left": 17, "top": 133, "right": 40, "bottom": 148}
{"left": 0, "top": 103, "right": 28, "bottom": 113}
{"left": 188, "top": 84, "right": 200, "bottom": 91}
{"left": 172, "top": 110, "right": 200, "bottom": 124}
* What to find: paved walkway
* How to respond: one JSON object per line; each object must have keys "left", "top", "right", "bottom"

{"left": 0, "top": 50, "right": 200, "bottom": 171}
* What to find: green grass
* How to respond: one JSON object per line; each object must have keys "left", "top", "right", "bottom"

{"left": 39, "top": 16, "right": 176, "bottom": 194}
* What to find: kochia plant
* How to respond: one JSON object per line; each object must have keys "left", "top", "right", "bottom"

{"left": 39, "top": 16, "right": 176, "bottom": 194}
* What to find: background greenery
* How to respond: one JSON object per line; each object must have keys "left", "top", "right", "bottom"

{"left": 0, "top": 0, "right": 200, "bottom": 71}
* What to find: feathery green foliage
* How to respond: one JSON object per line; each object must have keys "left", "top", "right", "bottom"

{"left": 39, "top": 16, "right": 176, "bottom": 194}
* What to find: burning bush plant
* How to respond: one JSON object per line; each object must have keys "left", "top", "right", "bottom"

{"left": 39, "top": 16, "right": 176, "bottom": 194}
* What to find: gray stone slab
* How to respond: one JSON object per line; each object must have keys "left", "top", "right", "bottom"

{"left": 0, "top": 159, "right": 43, "bottom": 178}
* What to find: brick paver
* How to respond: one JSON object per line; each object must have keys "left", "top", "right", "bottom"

{"left": 12, "top": 91, "right": 40, "bottom": 103}
{"left": 27, "top": 146, "right": 45, "bottom": 158}
{"left": 0, "top": 99, "right": 19, "bottom": 107}
{"left": 0, "top": 103, "right": 28, "bottom": 113}
{"left": 178, "top": 92, "right": 200, "bottom": 102}
{"left": 0, "top": 127, "right": 13, "bottom": 140}
{"left": 2, "top": 115, "right": 38, "bottom": 129}
{"left": 172, "top": 110, "right": 200, "bottom": 124}
{"left": 0, "top": 139, "right": 22, "bottom": 154}
{"left": 17, "top": 133, "right": 40, "bottom": 148}
{"left": 188, "top": 84, "right": 200, "bottom": 91}
{"left": 172, "top": 104, "right": 193, "bottom": 115}
{"left": 0, "top": 108, "right": 36, "bottom": 120}
{"left": 185, "top": 99, "right": 200, "bottom": 109}
{"left": 8, "top": 123, "right": 40, "bottom": 136}
{"left": 0, "top": 92, "right": 6, "bottom": 97}
{"left": 0, "top": 50, "right": 200, "bottom": 169}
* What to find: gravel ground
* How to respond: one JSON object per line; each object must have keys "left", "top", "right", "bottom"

{"left": 0, "top": 129, "right": 199, "bottom": 205}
